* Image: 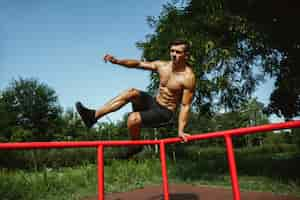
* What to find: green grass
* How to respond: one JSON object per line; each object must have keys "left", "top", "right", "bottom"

{"left": 0, "top": 164, "right": 97, "bottom": 200}
{"left": 1, "top": 145, "right": 299, "bottom": 199}
{"left": 1, "top": 157, "right": 299, "bottom": 200}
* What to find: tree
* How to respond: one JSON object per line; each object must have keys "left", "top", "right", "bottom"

{"left": 55, "top": 107, "right": 87, "bottom": 140}
{"left": 0, "top": 99, "right": 13, "bottom": 141}
{"left": 226, "top": 0, "right": 300, "bottom": 120}
{"left": 137, "top": 0, "right": 274, "bottom": 115}
{"left": 138, "top": 0, "right": 300, "bottom": 120}
{"left": 239, "top": 98, "right": 270, "bottom": 146}
{"left": 212, "top": 98, "right": 269, "bottom": 147}
{"left": 0, "top": 77, "right": 62, "bottom": 141}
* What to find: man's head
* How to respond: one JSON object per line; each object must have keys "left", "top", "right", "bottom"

{"left": 169, "top": 39, "right": 190, "bottom": 64}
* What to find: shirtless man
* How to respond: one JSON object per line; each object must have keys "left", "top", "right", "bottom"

{"left": 76, "top": 39, "right": 196, "bottom": 156}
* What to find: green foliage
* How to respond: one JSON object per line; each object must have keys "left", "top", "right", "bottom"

{"left": 226, "top": 0, "right": 300, "bottom": 119}
{"left": 178, "top": 98, "right": 270, "bottom": 148}
{"left": 0, "top": 77, "right": 132, "bottom": 143}
{"left": 137, "top": 0, "right": 276, "bottom": 113}
{"left": 169, "top": 144, "right": 300, "bottom": 185}
{"left": 105, "top": 159, "right": 162, "bottom": 192}
{"left": 0, "top": 164, "right": 97, "bottom": 200}
{"left": 138, "top": 0, "right": 300, "bottom": 119}
{"left": 0, "top": 77, "right": 62, "bottom": 141}
{"left": 293, "top": 128, "right": 300, "bottom": 150}
{"left": 0, "top": 147, "right": 134, "bottom": 170}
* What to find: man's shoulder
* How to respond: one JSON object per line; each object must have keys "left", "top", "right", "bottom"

{"left": 184, "top": 66, "right": 196, "bottom": 89}
{"left": 154, "top": 60, "right": 171, "bottom": 71}
{"left": 156, "top": 60, "right": 171, "bottom": 66}
{"left": 185, "top": 66, "right": 195, "bottom": 77}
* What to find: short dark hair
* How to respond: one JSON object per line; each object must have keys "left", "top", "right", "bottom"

{"left": 169, "top": 39, "right": 190, "bottom": 53}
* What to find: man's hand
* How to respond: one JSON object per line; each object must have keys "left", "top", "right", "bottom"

{"left": 103, "top": 54, "right": 118, "bottom": 64}
{"left": 178, "top": 132, "right": 191, "bottom": 143}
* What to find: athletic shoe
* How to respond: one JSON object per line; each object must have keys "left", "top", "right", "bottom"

{"left": 75, "top": 102, "right": 97, "bottom": 128}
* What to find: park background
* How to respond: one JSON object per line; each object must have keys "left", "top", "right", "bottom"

{"left": 1, "top": 0, "right": 300, "bottom": 199}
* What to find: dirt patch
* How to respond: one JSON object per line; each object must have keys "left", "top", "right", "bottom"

{"left": 82, "top": 184, "right": 300, "bottom": 200}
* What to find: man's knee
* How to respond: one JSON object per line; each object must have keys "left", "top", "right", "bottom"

{"left": 127, "top": 112, "right": 142, "bottom": 127}
{"left": 126, "top": 88, "right": 140, "bottom": 99}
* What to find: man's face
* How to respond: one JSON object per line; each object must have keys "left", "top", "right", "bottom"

{"left": 170, "top": 44, "right": 187, "bottom": 64}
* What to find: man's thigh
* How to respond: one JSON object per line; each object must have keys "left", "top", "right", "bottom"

{"left": 131, "top": 91, "right": 154, "bottom": 112}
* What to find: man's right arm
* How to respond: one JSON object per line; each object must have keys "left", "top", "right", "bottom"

{"left": 103, "top": 54, "right": 159, "bottom": 71}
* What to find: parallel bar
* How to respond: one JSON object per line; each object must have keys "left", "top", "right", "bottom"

{"left": 0, "top": 120, "right": 300, "bottom": 150}
{"left": 163, "top": 120, "right": 300, "bottom": 144}
{"left": 0, "top": 140, "right": 161, "bottom": 150}
{"left": 97, "top": 145, "right": 104, "bottom": 200}
{"left": 225, "top": 135, "right": 241, "bottom": 200}
{"left": 160, "top": 141, "right": 169, "bottom": 200}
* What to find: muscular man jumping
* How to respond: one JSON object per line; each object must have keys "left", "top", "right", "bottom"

{"left": 76, "top": 39, "right": 196, "bottom": 157}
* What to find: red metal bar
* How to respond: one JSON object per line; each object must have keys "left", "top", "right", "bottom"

{"left": 160, "top": 141, "right": 169, "bottom": 200}
{"left": 0, "top": 120, "right": 300, "bottom": 150}
{"left": 97, "top": 145, "right": 104, "bottom": 200}
{"left": 0, "top": 139, "right": 160, "bottom": 150}
{"left": 163, "top": 120, "right": 300, "bottom": 144}
{"left": 225, "top": 135, "right": 241, "bottom": 200}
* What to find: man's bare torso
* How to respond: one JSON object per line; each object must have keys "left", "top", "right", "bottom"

{"left": 155, "top": 61, "right": 194, "bottom": 112}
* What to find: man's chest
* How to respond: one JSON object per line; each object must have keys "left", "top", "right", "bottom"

{"left": 159, "top": 70, "right": 185, "bottom": 91}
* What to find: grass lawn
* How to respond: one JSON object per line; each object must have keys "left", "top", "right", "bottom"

{"left": 1, "top": 157, "right": 299, "bottom": 200}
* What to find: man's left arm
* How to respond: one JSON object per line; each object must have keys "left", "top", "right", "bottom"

{"left": 178, "top": 73, "right": 196, "bottom": 142}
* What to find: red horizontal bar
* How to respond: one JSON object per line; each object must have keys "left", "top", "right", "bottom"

{"left": 0, "top": 120, "right": 299, "bottom": 150}
{"left": 0, "top": 139, "right": 161, "bottom": 150}
{"left": 163, "top": 120, "right": 300, "bottom": 144}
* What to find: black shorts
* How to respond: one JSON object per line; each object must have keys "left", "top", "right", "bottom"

{"left": 132, "top": 91, "right": 175, "bottom": 127}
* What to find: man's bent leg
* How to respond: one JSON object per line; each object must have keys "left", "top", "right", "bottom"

{"left": 76, "top": 88, "right": 141, "bottom": 129}
{"left": 127, "top": 112, "right": 142, "bottom": 140}
{"left": 95, "top": 88, "right": 141, "bottom": 120}
{"left": 124, "top": 112, "right": 143, "bottom": 158}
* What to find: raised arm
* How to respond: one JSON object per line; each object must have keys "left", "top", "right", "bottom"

{"left": 178, "top": 72, "right": 196, "bottom": 142}
{"left": 103, "top": 54, "right": 159, "bottom": 71}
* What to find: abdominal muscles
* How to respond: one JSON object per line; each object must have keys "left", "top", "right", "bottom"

{"left": 156, "top": 85, "right": 182, "bottom": 111}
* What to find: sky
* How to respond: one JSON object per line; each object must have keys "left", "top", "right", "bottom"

{"left": 0, "top": 0, "right": 281, "bottom": 123}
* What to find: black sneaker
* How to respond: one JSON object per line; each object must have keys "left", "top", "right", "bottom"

{"left": 75, "top": 102, "right": 97, "bottom": 128}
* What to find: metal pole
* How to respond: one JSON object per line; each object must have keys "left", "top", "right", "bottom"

{"left": 98, "top": 145, "right": 104, "bottom": 200}
{"left": 160, "top": 141, "right": 169, "bottom": 200}
{"left": 225, "top": 135, "right": 241, "bottom": 200}
{"left": 1, "top": 120, "right": 300, "bottom": 149}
